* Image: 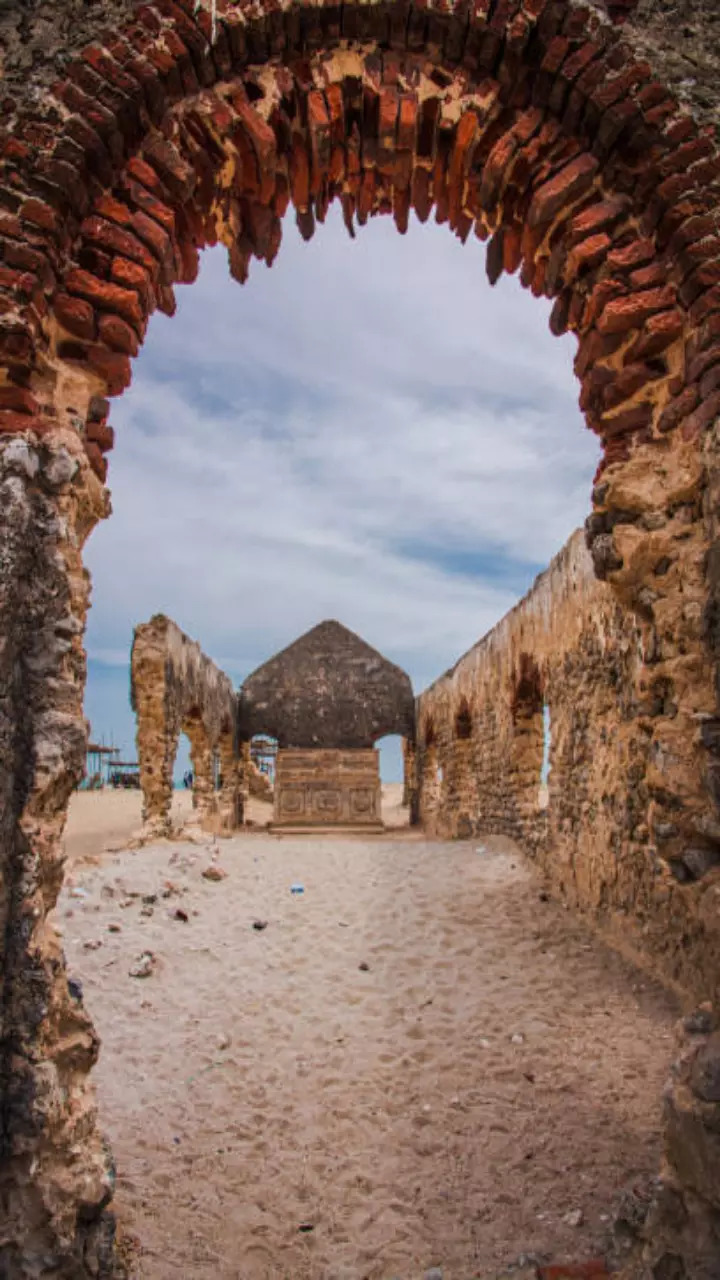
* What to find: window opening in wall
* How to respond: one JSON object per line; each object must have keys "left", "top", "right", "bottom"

{"left": 455, "top": 700, "right": 473, "bottom": 740}
{"left": 539, "top": 702, "right": 551, "bottom": 811}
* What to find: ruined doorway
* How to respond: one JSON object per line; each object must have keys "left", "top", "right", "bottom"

{"left": 374, "top": 733, "right": 412, "bottom": 828}
{"left": 2, "top": 2, "right": 720, "bottom": 1274}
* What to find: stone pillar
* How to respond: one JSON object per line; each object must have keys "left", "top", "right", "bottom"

{"left": 132, "top": 633, "right": 176, "bottom": 837}
{"left": 446, "top": 737, "right": 478, "bottom": 838}
{"left": 0, "top": 431, "right": 116, "bottom": 1276}
{"left": 418, "top": 738, "right": 443, "bottom": 834}
{"left": 238, "top": 741, "right": 252, "bottom": 820}
{"left": 402, "top": 736, "right": 419, "bottom": 825}
{"left": 217, "top": 730, "right": 242, "bottom": 830}
{"left": 183, "top": 712, "right": 215, "bottom": 829}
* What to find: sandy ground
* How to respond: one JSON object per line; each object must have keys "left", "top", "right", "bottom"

{"left": 64, "top": 785, "right": 409, "bottom": 869}
{"left": 58, "top": 796, "right": 679, "bottom": 1280}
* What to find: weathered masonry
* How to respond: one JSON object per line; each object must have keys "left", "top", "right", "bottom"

{"left": 418, "top": 529, "right": 720, "bottom": 1003}
{"left": 239, "top": 619, "right": 415, "bottom": 829}
{"left": 131, "top": 613, "right": 241, "bottom": 834}
{"left": 2, "top": 0, "right": 720, "bottom": 1275}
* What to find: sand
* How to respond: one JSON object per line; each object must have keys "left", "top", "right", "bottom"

{"left": 64, "top": 785, "right": 410, "bottom": 870}
{"left": 58, "top": 792, "right": 679, "bottom": 1279}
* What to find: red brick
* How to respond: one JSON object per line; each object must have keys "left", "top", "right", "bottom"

{"left": 0, "top": 384, "right": 38, "bottom": 413}
{"left": 122, "top": 179, "right": 176, "bottom": 232}
{"left": 86, "top": 418, "right": 115, "bottom": 451}
{"left": 289, "top": 134, "right": 310, "bottom": 210}
{"left": 65, "top": 267, "right": 144, "bottom": 329}
{"left": 528, "top": 153, "right": 597, "bottom": 229}
{"left": 600, "top": 400, "right": 654, "bottom": 437}
{"left": 110, "top": 255, "right": 155, "bottom": 308}
{"left": 126, "top": 154, "right": 170, "bottom": 198}
{"left": 682, "top": 392, "right": 720, "bottom": 440}
{"left": 85, "top": 439, "right": 108, "bottom": 481}
{"left": 0, "top": 211, "right": 22, "bottom": 239}
{"left": 80, "top": 215, "right": 158, "bottom": 273}
{"left": 19, "top": 197, "right": 59, "bottom": 233}
{"left": 658, "top": 386, "right": 699, "bottom": 433}
{"left": 98, "top": 312, "right": 139, "bottom": 356}
{"left": 2, "top": 239, "right": 53, "bottom": 281}
{"left": 94, "top": 193, "right": 134, "bottom": 226}
{"left": 565, "top": 232, "right": 610, "bottom": 280}
{"left": 86, "top": 343, "right": 133, "bottom": 394}
{"left": 130, "top": 208, "right": 173, "bottom": 264}
{"left": 568, "top": 196, "right": 629, "bottom": 242}
{"left": 0, "top": 409, "right": 49, "bottom": 436}
{"left": 142, "top": 135, "right": 196, "bottom": 199}
{"left": 607, "top": 239, "right": 656, "bottom": 272}
{"left": 0, "top": 264, "right": 39, "bottom": 300}
{"left": 630, "top": 263, "right": 667, "bottom": 290}
{"left": 597, "top": 286, "right": 676, "bottom": 335}
{"left": 626, "top": 309, "right": 685, "bottom": 361}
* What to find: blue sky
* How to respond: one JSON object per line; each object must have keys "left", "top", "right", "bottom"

{"left": 82, "top": 206, "right": 599, "bottom": 782}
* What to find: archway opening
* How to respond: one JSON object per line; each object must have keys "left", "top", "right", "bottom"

{"left": 449, "top": 696, "right": 477, "bottom": 837}
{"left": 2, "top": 5, "right": 718, "bottom": 1275}
{"left": 374, "top": 733, "right": 411, "bottom": 828}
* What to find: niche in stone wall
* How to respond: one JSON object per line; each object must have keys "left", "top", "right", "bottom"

{"left": 420, "top": 715, "right": 443, "bottom": 824}
{"left": 511, "top": 655, "right": 546, "bottom": 822}
{"left": 451, "top": 698, "right": 476, "bottom": 837}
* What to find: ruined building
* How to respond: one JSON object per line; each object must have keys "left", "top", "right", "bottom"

{"left": 131, "top": 615, "right": 415, "bottom": 832}
{"left": 240, "top": 619, "right": 415, "bottom": 828}
{"left": 3, "top": 0, "right": 720, "bottom": 1274}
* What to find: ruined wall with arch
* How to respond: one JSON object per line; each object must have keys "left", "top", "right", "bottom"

{"left": 417, "top": 528, "right": 720, "bottom": 1004}
{"left": 130, "top": 612, "right": 241, "bottom": 835}
{"left": 2, "top": 0, "right": 720, "bottom": 1273}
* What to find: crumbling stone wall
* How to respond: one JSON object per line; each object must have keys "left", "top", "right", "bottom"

{"left": 0, "top": 430, "right": 116, "bottom": 1278}
{"left": 130, "top": 613, "right": 240, "bottom": 835}
{"left": 417, "top": 529, "right": 720, "bottom": 1005}
{"left": 1, "top": 0, "right": 720, "bottom": 1273}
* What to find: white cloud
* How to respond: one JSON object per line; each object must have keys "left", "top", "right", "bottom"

{"left": 84, "top": 205, "right": 599, "bottom": 710}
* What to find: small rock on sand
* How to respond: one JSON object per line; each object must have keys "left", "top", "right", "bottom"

{"left": 129, "top": 951, "right": 155, "bottom": 979}
{"left": 202, "top": 866, "right": 227, "bottom": 882}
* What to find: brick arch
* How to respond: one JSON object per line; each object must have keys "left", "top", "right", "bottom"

{"left": 2, "top": 0, "right": 718, "bottom": 518}
{"left": 3, "top": 1, "right": 720, "bottom": 1273}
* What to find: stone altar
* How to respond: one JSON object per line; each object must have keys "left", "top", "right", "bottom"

{"left": 273, "top": 747, "right": 382, "bottom": 830}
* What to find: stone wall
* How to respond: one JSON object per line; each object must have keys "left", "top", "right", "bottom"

{"left": 417, "top": 528, "right": 720, "bottom": 1006}
{"left": 130, "top": 613, "right": 240, "bottom": 836}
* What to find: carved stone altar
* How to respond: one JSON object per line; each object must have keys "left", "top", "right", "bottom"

{"left": 273, "top": 747, "right": 383, "bottom": 830}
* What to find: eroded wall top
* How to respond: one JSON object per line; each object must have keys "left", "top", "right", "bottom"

{"left": 130, "top": 611, "right": 237, "bottom": 744}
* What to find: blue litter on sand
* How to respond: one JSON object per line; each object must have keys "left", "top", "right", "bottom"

{"left": 290, "top": 883, "right": 305, "bottom": 895}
